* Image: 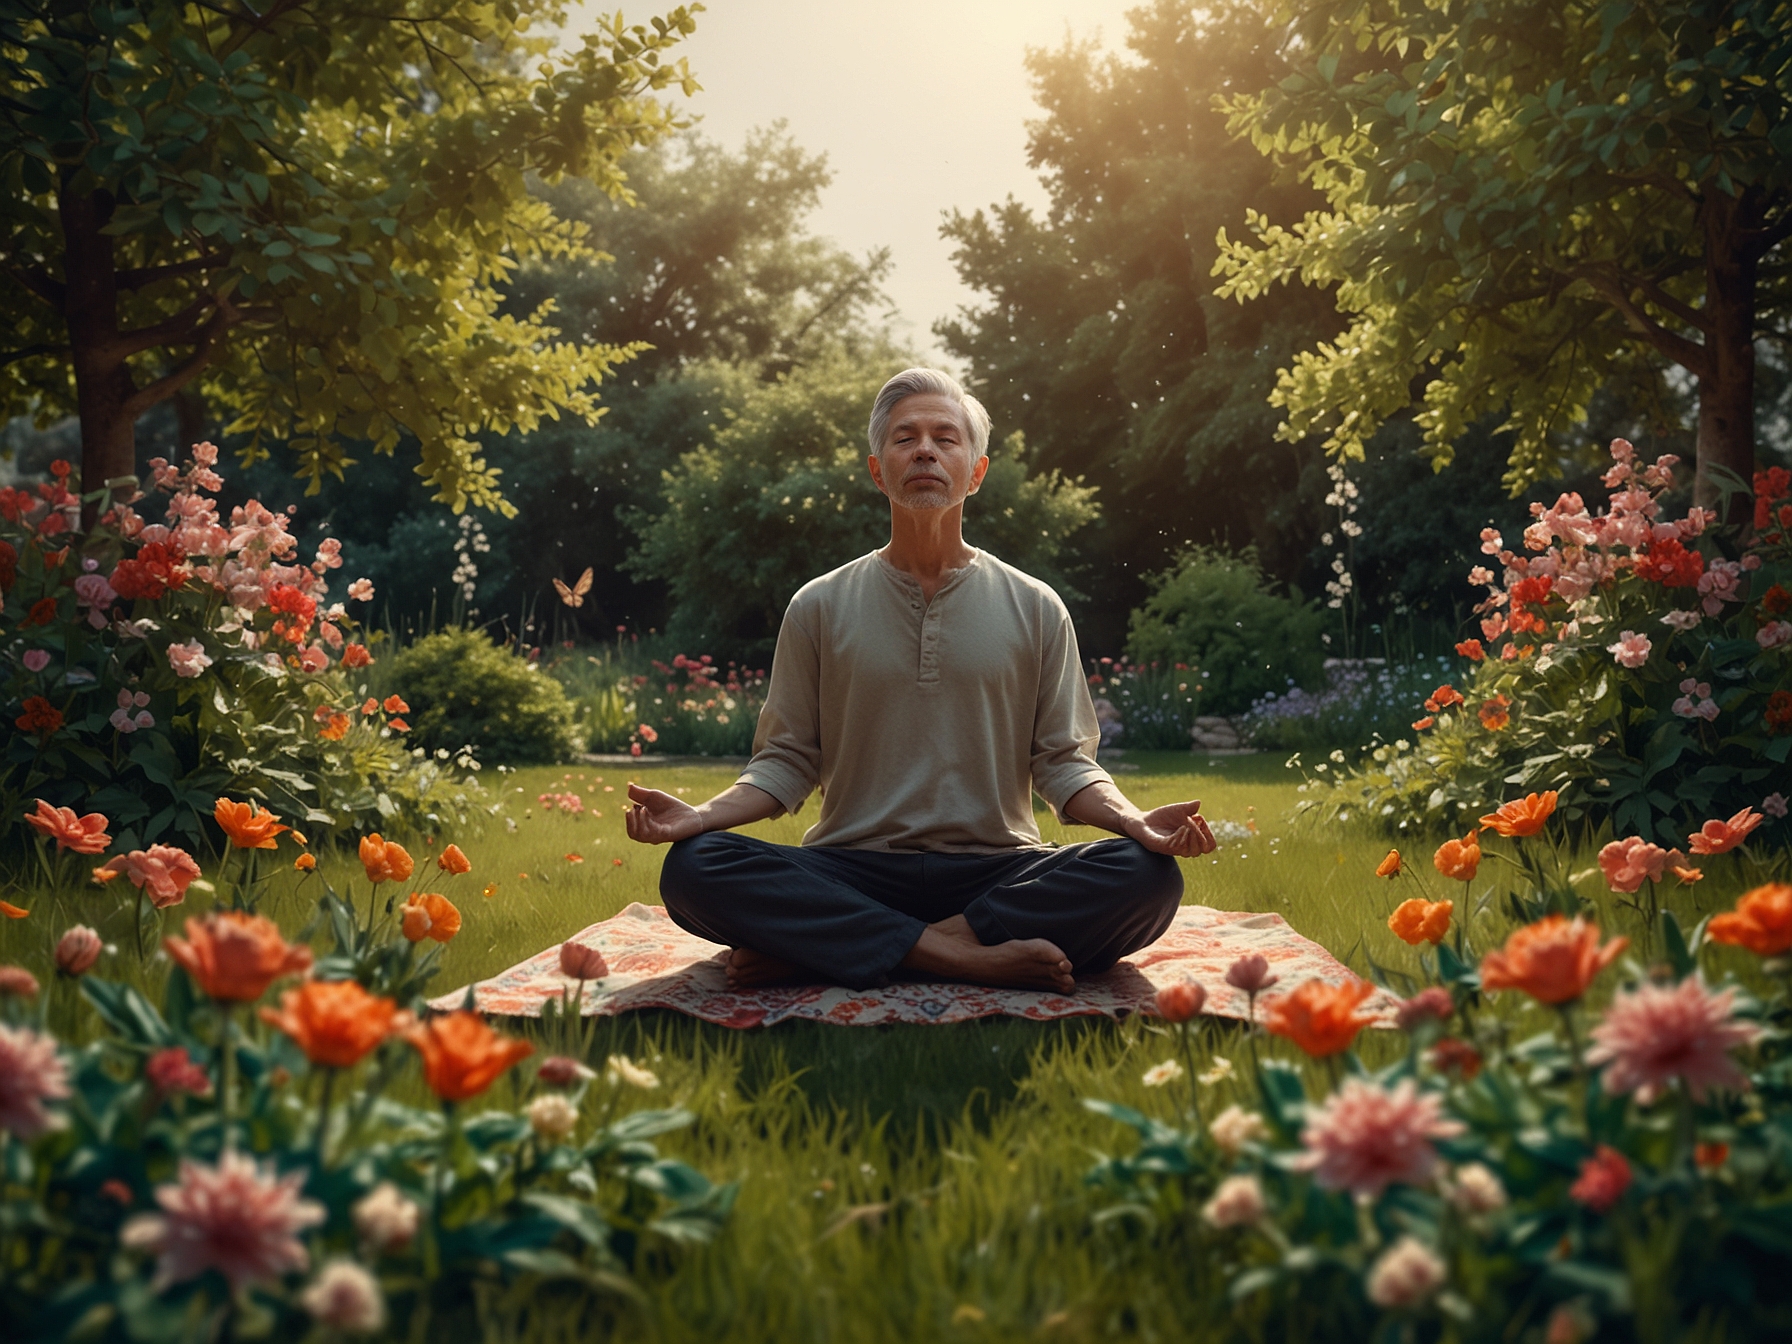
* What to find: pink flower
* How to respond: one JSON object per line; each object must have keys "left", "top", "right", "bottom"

{"left": 1586, "top": 976, "right": 1760, "bottom": 1105}
{"left": 1688, "top": 807, "right": 1765, "bottom": 855}
{"left": 1606, "top": 630, "right": 1651, "bottom": 668}
{"left": 1479, "top": 528, "right": 1503, "bottom": 556}
{"left": 0, "top": 966, "right": 40, "bottom": 996}
{"left": 1659, "top": 609, "right": 1702, "bottom": 631}
{"left": 299, "top": 644, "right": 329, "bottom": 673}
{"left": 120, "top": 1150, "right": 324, "bottom": 1291}
{"left": 1758, "top": 620, "right": 1792, "bottom": 649}
{"left": 1365, "top": 1236, "right": 1447, "bottom": 1309}
{"left": 537, "top": 1056, "right": 596, "bottom": 1088}
{"left": 55, "top": 925, "right": 103, "bottom": 976}
{"left": 165, "top": 639, "right": 212, "bottom": 678}
{"left": 1224, "top": 953, "right": 1279, "bottom": 995}
{"left": 96, "top": 845, "right": 202, "bottom": 908}
{"left": 1569, "top": 1145, "right": 1631, "bottom": 1214}
{"left": 1596, "top": 837, "right": 1671, "bottom": 894}
{"left": 22, "top": 648, "right": 50, "bottom": 672}
{"left": 347, "top": 578, "right": 374, "bottom": 602}
{"left": 352, "top": 1182, "right": 420, "bottom": 1254}
{"left": 1395, "top": 987, "right": 1453, "bottom": 1030}
{"left": 0, "top": 1023, "right": 70, "bottom": 1138}
{"left": 1293, "top": 1078, "right": 1465, "bottom": 1198}
{"left": 1201, "top": 1174, "right": 1266, "bottom": 1229}
{"left": 300, "top": 1259, "right": 385, "bottom": 1333}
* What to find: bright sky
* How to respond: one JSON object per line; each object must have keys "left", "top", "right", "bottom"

{"left": 571, "top": 0, "right": 1142, "bottom": 362}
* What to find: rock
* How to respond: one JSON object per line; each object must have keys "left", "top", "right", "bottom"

{"left": 1190, "top": 717, "right": 1245, "bottom": 750}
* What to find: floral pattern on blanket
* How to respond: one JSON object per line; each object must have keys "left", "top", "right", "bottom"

{"left": 430, "top": 902, "right": 1399, "bottom": 1028}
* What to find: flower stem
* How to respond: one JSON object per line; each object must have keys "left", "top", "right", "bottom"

{"left": 219, "top": 1004, "right": 236, "bottom": 1150}
{"left": 314, "top": 1067, "right": 337, "bottom": 1169}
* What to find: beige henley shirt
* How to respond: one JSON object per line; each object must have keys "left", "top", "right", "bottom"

{"left": 736, "top": 549, "right": 1112, "bottom": 852}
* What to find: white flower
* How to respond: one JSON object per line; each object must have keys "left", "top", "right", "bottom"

{"left": 527, "top": 1093, "right": 579, "bottom": 1141}
{"left": 1442, "top": 1162, "right": 1507, "bottom": 1215}
{"left": 1197, "top": 1055, "right": 1235, "bottom": 1086}
{"left": 1758, "top": 620, "right": 1792, "bottom": 649}
{"left": 300, "top": 1259, "right": 386, "bottom": 1334}
{"left": 1208, "top": 1104, "right": 1269, "bottom": 1156}
{"left": 1365, "top": 1235, "right": 1447, "bottom": 1308}
{"left": 606, "top": 1054, "right": 660, "bottom": 1090}
{"left": 1201, "top": 1174, "right": 1266, "bottom": 1229}
{"left": 1660, "top": 609, "right": 1702, "bottom": 630}
{"left": 1142, "top": 1060, "right": 1184, "bottom": 1088}
{"left": 351, "top": 1182, "right": 419, "bottom": 1254}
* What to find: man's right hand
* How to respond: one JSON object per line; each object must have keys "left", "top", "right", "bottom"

{"left": 624, "top": 783, "right": 704, "bottom": 845}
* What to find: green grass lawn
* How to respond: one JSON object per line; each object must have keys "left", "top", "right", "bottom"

{"left": 2, "top": 752, "right": 1770, "bottom": 1341}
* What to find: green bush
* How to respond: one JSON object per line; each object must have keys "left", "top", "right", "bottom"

{"left": 391, "top": 628, "right": 584, "bottom": 763}
{"left": 1125, "top": 547, "right": 1327, "bottom": 716}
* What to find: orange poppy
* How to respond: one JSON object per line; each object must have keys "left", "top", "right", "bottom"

{"left": 294, "top": 854, "right": 317, "bottom": 872}
{"left": 383, "top": 695, "right": 409, "bottom": 715}
{"left": 1479, "top": 791, "right": 1558, "bottom": 838}
{"left": 1478, "top": 915, "right": 1626, "bottom": 1005}
{"left": 1263, "top": 979, "right": 1377, "bottom": 1057}
{"left": 24, "top": 798, "right": 113, "bottom": 855}
{"left": 318, "top": 713, "right": 350, "bottom": 741}
{"left": 214, "top": 797, "right": 289, "bottom": 850}
{"left": 437, "top": 844, "right": 471, "bottom": 875}
{"left": 358, "top": 833, "right": 414, "bottom": 885}
{"left": 401, "top": 892, "right": 461, "bottom": 943}
{"left": 260, "top": 979, "right": 408, "bottom": 1069}
{"left": 164, "top": 911, "right": 314, "bottom": 1002}
{"left": 1388, "top": 898, "right": 1453, "bottom": 946}
{"left": 1433, "top": 832, "right": 1481, "bottom": 882}
{"left": 405, "top": 1011, "right": 533, "bottom": 1101}
{"left": 1706, "top": 883, "right": 1792, "bottom": 957}
{"left": 1686, "top": 807, "right": 1765, "bottom": 856}
{"left": 1411, "top": 715, "right": 1436, "bottom": 731}
{"left": 1478, "top": 695, "right": 1511, "bottom": 731}
{"left": 1374, "top": 849, "right": 1402, "bottom": 878}
{"left": 1427, "top": 684, "right": 1464, "bottom": 710}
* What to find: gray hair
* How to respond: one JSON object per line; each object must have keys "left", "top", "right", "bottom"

{"left": 866, "top": 368, "right": 992, "bottom": 458}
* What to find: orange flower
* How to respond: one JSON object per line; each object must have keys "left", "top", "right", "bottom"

{"left": 259, "top": 980, "right": 407, "bottom": 1069}
{"left": 1686, "top": 807, "right": 1765, "bottom": 856}
{"left": 24, "top": 798, "right": 113, "bottom": 854}
{"left": 1388, "top": 898, "right": 1453, "bottom": 946}
{"left": 405, "top": 1011, "right": 533, "bottom": 1102}
{"left": 1706, "top": 883, "right": 1792, "bottom": 957}
{"left": 383, "top": 695, "right": 408, "bottom": 715}
{"left": 437, "top": 844, "right": 471, "bottom": 875}
{"left": 1669, "top": 864, "right": 1703, "bottom": 885}
{"left": 388, "top": 717, "right": 409, "bottom": 732}
{"left": 360, "top": 697, "right": 379, "bottom": 715}
{"left": 16, "top": 695, "right": 63, "bottom": 739}
{"left": 1479, "top": 791, "right": 1558, "bottom": 838}
{"left": 1478, "top": 695, "right": 1511, "bottom": 731}
{"left": 294, "top": 854, "right": 317, "bottom": 872}
{"left": 1425, "top": 684, "right": 1464, "bottom": 711}
{"left": 358, "top": 834, "right": 414, "bottom": 885}
{"left": 1478, "top": 915, "right": 1626, "bottom": 1005}
{"left": 1263, "top": 979, "right": 1377, "bottom": 1057}
{"left": 164, "top": 912, "right": 314, "bottom": 1002}
{"left": 1375, "top": 849, "right": 1402, "bottom": 878}
{"left": 341, "top": 643, "right": 373, "bottom": 668}
{"left": 318, "top": 712, "right": 350, "bottom": 741}
{"left": 1694, "top": 1141, "right": 1730, "bottom": 1171}
{"left": 400, "top": 892, "right": 461, "bottom": 943}
{"left": 565, "top": 852, "right": 584, "bottom": 864}
{"left": 1433, "top": 832, "right": 1480, "bottom": 882}
{"left": 0, "top": 901, "right": 28, "bottom": 919}
{"left": 1411, "top": 715, "right": 1435, "bottom": 731}
{"left": 214, "top": 797, "right": 289, "bottom": 850}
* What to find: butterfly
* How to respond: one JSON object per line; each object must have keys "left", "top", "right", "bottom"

{"left": 552, "top": 567, "right": 594, "bottom": 608}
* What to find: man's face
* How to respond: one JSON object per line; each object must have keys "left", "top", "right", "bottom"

{"left": 867, "top": 392, "right": 989, "bottom": 511}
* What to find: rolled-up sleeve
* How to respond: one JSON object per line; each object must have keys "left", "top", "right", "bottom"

{"left": 1030, "top": 608, "right": 1111, "bottom": 818}
{"left": 736, "top": 603, "right": 823, "bottom": 816}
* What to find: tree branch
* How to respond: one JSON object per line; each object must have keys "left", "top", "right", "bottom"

{"left": 0, "top": 342, "right": 70, "bottom": 369}
{"left": 2, "top": 262, "right": 67, "bottom": 309}
{"left": 116, "top": 251, "right": 233, "bottom": 291}
{"left": 115, "top": 296, "right": 214, "bottom": 356}
{"left": 1581, "top": 272, "right": 1710, "bottom": 380}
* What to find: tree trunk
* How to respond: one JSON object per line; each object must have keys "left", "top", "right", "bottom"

{"left": 58, "top": 180, "right": 137, "bottom": 526}
{"left": 1694, "top": 194, "right": 1758, "bottom": 525}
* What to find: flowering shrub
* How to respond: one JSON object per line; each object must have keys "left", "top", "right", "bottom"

{"left": 558, "top": 649, "right": 769, "bottom": 757}
{"left": 1243, "top": 655, "right": 1457, "bottom": 755}
{"left": 0, "top": 808, "right": 731, "bottom": 1339}
{"left": 1086, "top": 798, "right": 1792, "bottom": 1341}
{"left": 1325, "top": 444, "right": 1792, "bottom": 841}
{"left": 1, "top": 449, "right": 482, "bottom": 859}
{"left": 388, "top": 627, "right": 584, "bottom": 763}
{"left": 1085, "top": 658, "right": 1207, "bottom": 750}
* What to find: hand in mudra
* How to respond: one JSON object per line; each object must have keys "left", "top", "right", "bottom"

{"left": 1132, "top": 801, "right": 1218, "bottom": 858}
{"left": 624, "top": 783, "right": 703, "bottom": 844}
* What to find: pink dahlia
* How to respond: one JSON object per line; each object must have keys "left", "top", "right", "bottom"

{"left": 1586, "top": 976, "right": 1760, "bottom": 1105}
{"left": 120, "top": 1150, "right": 324, "bottom": 1291}
{"left": 1293, "top": 1078, "right": 1465, "bottom": 1198}
{"left": 0, "top": 1022, "right": 71, "bottom": 1138}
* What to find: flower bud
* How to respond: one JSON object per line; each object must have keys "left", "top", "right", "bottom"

{"left": 527, "top": 1093, "right": 579, "bottom": 1141}
{"left": 558, "top": 941, "right": 609, "bottom": 981}
{"left": 1224, "top": 953, "right": 1278, "bottom": 994}
{"left": 55, "top": 925, "right": 103, "bottom": 976}
{"left": 1395, "top": 986, "right": 1454, "bottom": 1030}
{"left": 1154, "top": 980, "right": 1206, "bottom": 1022}
{"left": 537, "top": 1055, "right": 594, "bottom": 1088}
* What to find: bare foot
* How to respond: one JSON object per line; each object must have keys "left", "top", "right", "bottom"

{"left": 901, "top": 915, "right": 1074, "bottom": 993}
{"left": 724, "top": 946, "right": 814, "bottom": 990}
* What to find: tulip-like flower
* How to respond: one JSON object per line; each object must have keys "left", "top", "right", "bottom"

{"left": 1201, "top": 1174, "right": 1267, "bottom": 1229}
{"left": 92, "top": 845, "right": 202, "bottom": 908}
{"left": 1478, "top": 915, "right": 1626, "bottom": 1005}
{"left": 1224, "top": 953, "right": 1278, "bottom": 995}
{"left": 146, "top": 1046, "right": 211, "bottom": 1097}
{"left": 1687, "top": 807, "right": 1765, "bottom": 855}
{"left": 24, "top": 799, "right": 112, "bottom": 854}
{"left": 528, "top": 1094, "right": 580, "bottom": 1141}
{"left": 1432, "top": 832, "right": 1480, "bottom": 882}
{"left": 164, "top": 911, "right": 314, "bottom": 1002}
{"left": 55, "top": 925, "right": 103, "bottom": 976}
{"left": 1597, "top": 836, "right": 1673, "bottom": 893}
{"left": 1388, "top": 898, "right": 1453, "bottom": 946}
{"left": 1478, "top": 790, "right": 1558, "bottom": 837}
{"left": 260, "top": 980, "right": 408, "bottom": 1069}
{"left": 1264, "top": 979, "right": 1376, "bottom": 1057}
{"left": 559, "top": 941, "right": 610, "bottom": 981}
{"left": 1375, "top": 849, "right": 1402, "bottom": 878}
{"left": 1394, "top": 987, "right": 1453, "bottom": 1030}
{"left": 437, "top": 843, "right": 471, "bottom": 875}
{"left": 1154, "top": 980, "right": 1205, "bottom": 1022}
{"left": 1706, "top": 883, "right": 1792, "bottom": 956}
{"left": 213, "top": 797, "right": 289, "bottom": 850}
{"left": 358, "top": 833, "right": 414, "bottom": 885}
{"left": 405, "top": 1012, "right": 533, "bottom": 1102}
{"left": 400, "top": 892, "right": 461, "bottom": 944}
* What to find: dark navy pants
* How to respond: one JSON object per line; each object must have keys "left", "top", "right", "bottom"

{"left": 659, "top": 832, "right": 1184, "bottom": 990}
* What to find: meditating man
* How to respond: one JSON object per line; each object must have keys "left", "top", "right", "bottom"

{"left": 623, "top": 367, "right": 1217, "bottom": 992}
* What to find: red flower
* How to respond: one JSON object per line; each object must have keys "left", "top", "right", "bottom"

{"left": 1766, "top": 690, "right": 1792, "bottom": 735}
{"left": 0, "top": 539, "right": 15, "bottom": 592}
{"left": 1569, "top": 1145, "right": 1632, "bottom": 1214}
{"left": 1424, "top": 684, "right": 1464, "bottom": 711}
{"left": 1762, "top": 584, "right": 1792, "bottom": 617}
{"left": 146, "top": 1046, "right": 212, "bottom": 1097}
{"left": 1454, "top": 638, "right": 1484, "bottom": 661}
{"left": 25, "top": 597, "right": 59, "bottom": 626}
{"left": 1508, "top": 575, "right": 1554, "bottom": 608}
{"left": 15, "top": 695, "right": 63, "bottom": 740}
{"left": 1633, "top": 538, "right": 1704, "bottom": 588}
{"left": 341, "top": 643, "right": 373, "bottom": 668}
{"left": 108, "top": 541, "right": 188, "bottom": 601}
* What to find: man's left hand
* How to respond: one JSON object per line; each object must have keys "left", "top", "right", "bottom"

{"left": 1129, "top": 801, "right": 1218, "bottom": 858}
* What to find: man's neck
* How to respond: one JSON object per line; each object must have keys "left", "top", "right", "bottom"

{"left": 881, "top": 505, "right": 975, "bottom": 600}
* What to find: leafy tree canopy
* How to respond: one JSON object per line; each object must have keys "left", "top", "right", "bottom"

{"left": 1, "top": 0, "right": 700, "bottom": 511}
{"left": 625, "top": 350, "right": 1101, "bottom": 652}
{"left": 1214, "top": 0, "right": 1792, "bottom": 508}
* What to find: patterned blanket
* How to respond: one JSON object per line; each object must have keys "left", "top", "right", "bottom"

{"left": 431, "top": 902, "right": 1398, "bottom": 1029}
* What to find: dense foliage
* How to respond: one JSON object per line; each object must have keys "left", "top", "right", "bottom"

{"left": 390, "top": 629, "right": 584, "bottom": 766}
